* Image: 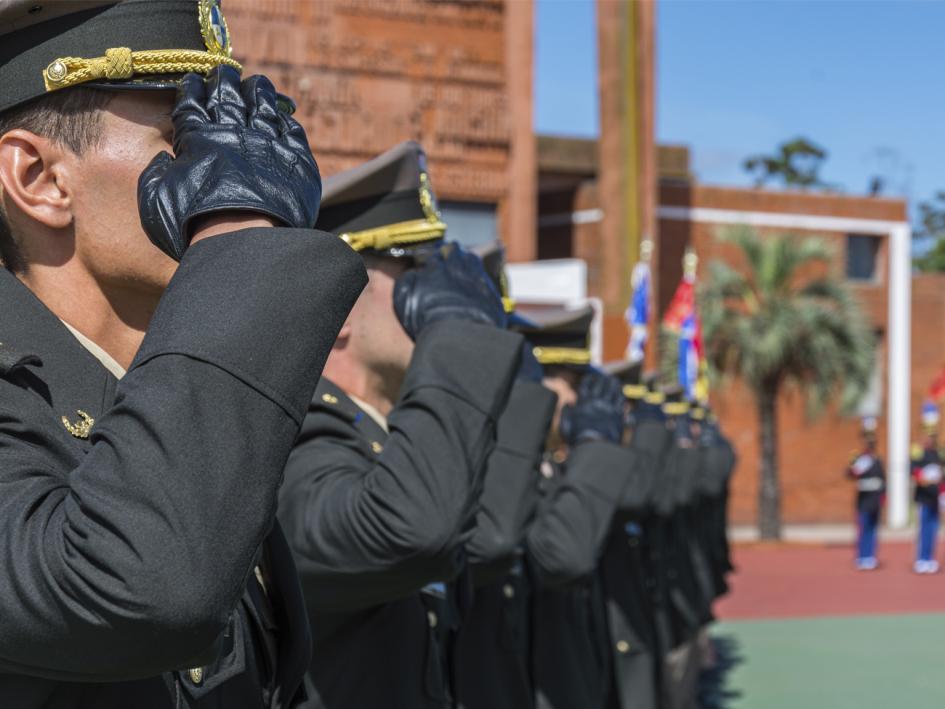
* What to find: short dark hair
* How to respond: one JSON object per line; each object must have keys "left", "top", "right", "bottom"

{"left": 0, "top": 88, "right": 113, "bottom": 272}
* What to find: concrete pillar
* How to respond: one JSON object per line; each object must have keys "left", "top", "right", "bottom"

{"left": 503, "top": 0, "right": 537, "bottom": 262}
{"left": 597, "top": 0, "right": 657, "bottom": 360}
{"left": 887, "top": 223, "right": 912, "bottom": 528}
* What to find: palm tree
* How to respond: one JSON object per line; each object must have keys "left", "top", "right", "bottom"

{"left": 700, "top": 227, "right": 876, "bottom": 539}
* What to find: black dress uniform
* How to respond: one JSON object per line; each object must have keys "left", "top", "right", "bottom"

{"left": 515, "top": 307, "right": 644, "bottom": 709}
{"left": 455, "top": 242, "right": 558, "bottom": 709}
{"left": 451, "top": 379, "right": 557, "bottom": 709}
{"left": 0, "top": 3, "right": 367, "bottom": 707}
{"left": 693, "top": 410, "right": 736, "bottom": 598}
{"left": 277, "top": 143, "right": 523, "bottom": 709}
{"left": 598, "top": 362, "right": 661, "bottom": 709}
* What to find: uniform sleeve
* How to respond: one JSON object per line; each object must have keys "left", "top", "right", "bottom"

{"left": 0, "top": 229, "right": 366, "bottom": 682}
{"left": 279, "top": 321, "right": 523, "bottom": 612}
{"left": 527, "top": 442, "right": 638, "bottom": 588}
{"left": 466, "top": 381, "right": 557, "bottom": 586}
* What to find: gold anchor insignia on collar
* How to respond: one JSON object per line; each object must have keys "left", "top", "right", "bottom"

{"left": 62, "top": 410, "right": 94, "bottom": 439}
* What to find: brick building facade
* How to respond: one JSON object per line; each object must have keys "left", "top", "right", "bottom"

{"left": 221, "top": 1, "right": 933, "bottom": 526}
{"left": 536, "top": 139, "right": 929, "bottom": 526}
{"left": 226, "top": 0, "right": 536, "bottom": 259}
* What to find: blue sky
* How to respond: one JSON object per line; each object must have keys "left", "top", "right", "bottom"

{"left": 535, "top": 0, "right": 945, "bottom": 217}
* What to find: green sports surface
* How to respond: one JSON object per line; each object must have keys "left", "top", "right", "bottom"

{"left": 703, "top": 542, "right": 945, "bottom": 707}
{"left": 702, "top": 614, "right": 945, "bottom": 708}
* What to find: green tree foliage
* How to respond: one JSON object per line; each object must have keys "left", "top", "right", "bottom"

{"left": 700, "top": 227, "right": 876, "bottom": 539}
{"left": 914, "top": 192, "right": 945, "bottom": 272}
{"left": 743, "top": 137, "right": 828, "bottom": 189}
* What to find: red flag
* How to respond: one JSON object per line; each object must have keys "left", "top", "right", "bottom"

{"left": 663, "top": 278, "right": 695, "bottom": 332}
{"left": 930, "top": 364, "right": 945, "bottom": 401}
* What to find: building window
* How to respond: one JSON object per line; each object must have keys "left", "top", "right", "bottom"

{"left": 439, "top": 201, "right": 498, "bottom": 248}
{"left": 846, "top": 234, "right": 881, "bottom": 281}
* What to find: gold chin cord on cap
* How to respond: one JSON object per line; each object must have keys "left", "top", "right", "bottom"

{"left": 340, "top": 219, "right": 446, "bottom": 253}
{"left": 44, "top": 47, "right": 243, "bottom": 92}
{"left": 623, "top": 384, "right": 647, "bottom": 400}
{"left": 532, "top": 347, "right": 592, "bottom": 366}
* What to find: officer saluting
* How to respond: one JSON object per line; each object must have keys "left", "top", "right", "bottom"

{"left": 0, "top": 1, "right": 366, "bottom": 707}
{"left": 278, "top": 142, "right": 523, "bottom": 708}
{"left": 515, "top": 307, "right": 643, "bottom": 709}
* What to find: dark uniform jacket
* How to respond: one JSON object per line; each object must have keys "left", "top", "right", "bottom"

{"left": 601, "top": 412, "right": 665, "bottom": 709}
{"left": 529, "top": 441, "right": 642, "bottom": 709}
{"left": 695, "top": 425, "right": 736, "bottom": 599}
{"left": 455, "top": 380, "right": 558, "bottom": 709}
{"left": 911, "top": 446, "right": 941, "bottom": 510}
{"left": 0, "top": 229, "right": 366, "bottom": 708}
{"left": 278, "top": 322, "right": 522, "bottom": 709}
{"left": 847, "top": 449, "right": 885, "bottom": 516}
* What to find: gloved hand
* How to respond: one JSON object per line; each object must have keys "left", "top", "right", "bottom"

{"left": 138, "top": 66, "right": 321, "bottom": 260}
{"left": 559, "top": 370, "right": 625, "bottom": 446}
{"left": 394, "top": 244, "right": 507, "bottom": 340}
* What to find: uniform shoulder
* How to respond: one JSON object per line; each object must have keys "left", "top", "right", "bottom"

{"left": 309, "top": 378, "right": 362, "bottom": 421}
{"left": 296, "top": 378, "right": 380, "bottom": 451}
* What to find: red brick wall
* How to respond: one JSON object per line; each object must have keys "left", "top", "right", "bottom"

{"left": 225, "top": 0, "right": 535, "bottom": 256}
{"left": 657, "top": 184, "right": 928, "bottom": 526}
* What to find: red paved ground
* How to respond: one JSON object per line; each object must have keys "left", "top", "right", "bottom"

{"left": 714, "top": 541, "right": 945, "bottom": 620}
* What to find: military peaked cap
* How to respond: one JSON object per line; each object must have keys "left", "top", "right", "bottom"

{"left": 661, "top": 384, "right": 690, "bottom": 417}
{"left": 604, "top": 359, "right": 645, "bottom": 400}
{"left": 316, "top": 141, "right": 447, "bottom": 256}
{"left": 0, "top": 0, "right": 241, "bottom": 115}
{"left": 473, "top": 239, "right": 538, "bottom": 329}
{"left": 514, "top": 304, "right": 594, "bottom": 367}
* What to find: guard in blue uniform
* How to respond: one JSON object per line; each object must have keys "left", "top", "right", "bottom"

{"left": 911, "top": 402, "right": 943, "bottom": 574}
{"left": 846, "top": 416, "right": 885, "bottom": 571}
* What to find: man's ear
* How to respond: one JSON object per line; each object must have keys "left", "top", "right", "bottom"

{"left": 334, "top": 319, "right": 353, "bottom": 348}
{"left": 0, "top": 129, "right": 73, "bottom": 231}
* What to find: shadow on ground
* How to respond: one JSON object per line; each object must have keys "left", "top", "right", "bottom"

{"left": 698, "top": 634, "right": 744, "bottom": 708}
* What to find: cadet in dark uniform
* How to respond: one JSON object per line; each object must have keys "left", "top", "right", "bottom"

{"left": 277, "top": 142, "right": 523, "bottom": 708}
{"left": 0, "top": 2, "right": 366, "bottom": 707}
{"left": 515, "top": 307, "right": 644, "bottom": 709}
{"left": 656, "top": 391, "right": 711, "bottom": 709}
{"left": 598, "top": 360, "right": 661, "bottom": 709}
{"left": 845, "top": 416, "right": 885, "bottom": 571}
{"left": 690, "top": 404, "right": 736, "bottom": 599}
{"left": 454, "top": 241, "right": 558, "bottom": 709}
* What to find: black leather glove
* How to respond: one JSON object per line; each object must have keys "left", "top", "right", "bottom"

{"left": 393, "top": 244, "right": 507, "bottom": 340}
{"left": 559, "top": 370, "right": 625, "bottom": 446}
{"left": 138, "top": 66, "right": 321, "bottom": 260}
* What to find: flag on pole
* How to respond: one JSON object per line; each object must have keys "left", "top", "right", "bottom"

{"left": 625, "top": 259, "right": 651, "bottom": 364}
{"left": 929, "top": 364, "right": 945, "bottom": 401}
{"left": 663, "top": 249, "right": 708, "bottom": 401}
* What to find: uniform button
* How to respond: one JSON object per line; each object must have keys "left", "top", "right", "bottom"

{"left": 427, "top": 610, "right": 438, "bottom": 629}
{"left": 188, "top": 667, "right": 204, "bottom": 685}
{"left": 371, "top": 441, "right": 383, "bottom": 454}
{"left": 616, "top": 640, "right": 631, "bottom": 654}
{"left": 502, "top": 583, "right": 515, "bottom": 599}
